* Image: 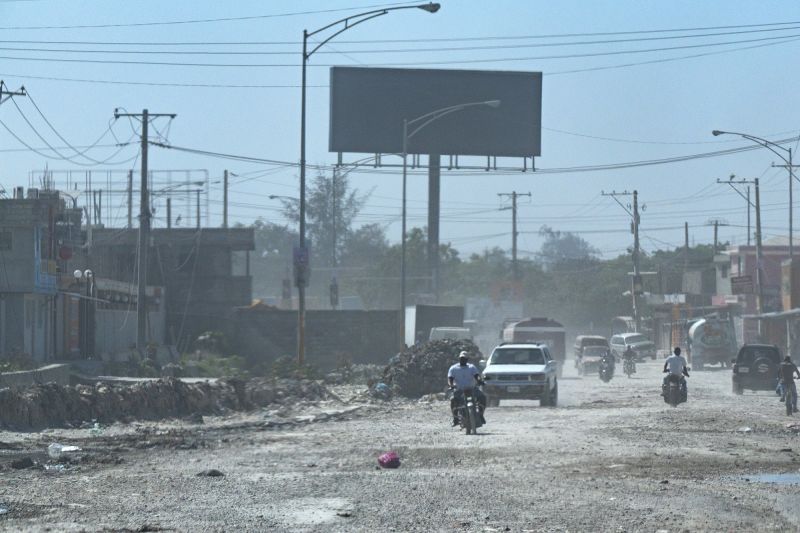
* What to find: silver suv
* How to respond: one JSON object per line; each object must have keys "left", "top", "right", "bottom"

{"left": 481, "top": 343, "right": 558, "bottom": 407}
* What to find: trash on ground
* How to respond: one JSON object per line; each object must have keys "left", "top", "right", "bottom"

{"left": 47, "top": 443, "right": 81, "bottom": 459}
{"left": 381, "top": 339, "right": 482, "bottom": 398}
{"left": 378, "top": 451, "right": 401, "bottom": 469}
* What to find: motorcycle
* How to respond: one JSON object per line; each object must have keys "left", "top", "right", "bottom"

{"left": 623, "top": 357, "right": 636, "bottom": 378}
{"left": 448, "top": 386, "right": 484, "bottom": 435}
{"left": 599, "top": 355, "right": 615, "bottom": 383}
{"left": 662, "top": 372, "right": 688, "bottom": 407}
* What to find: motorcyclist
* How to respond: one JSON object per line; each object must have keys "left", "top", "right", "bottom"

{"left": 662, "top": 346, "right": 689, "bottom": 396}
{"left": 599, "top": 348, "right": 615, "bottom": 371}
{"left": 622, "top": 345, "right": 636, "bottom": 374}
{"left": 779, "top": 355, "right": 800, "bottom": 414}
{"left": 448, "top": 351, "right": 487, "bottom": 426}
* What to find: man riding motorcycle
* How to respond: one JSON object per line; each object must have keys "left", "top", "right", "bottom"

{"left": 662, "top": 346, "right": 689, "bottom": 397}
{"left": 448, "top": 351, "right": 487, "bottom": 426}
{"left": 622, "top": 345, "right": 637, "bottom": 374}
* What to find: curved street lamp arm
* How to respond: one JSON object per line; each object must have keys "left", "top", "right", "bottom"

{"left": 306, "top": 3, "right": 438, "bottom": 58}
{"left": 715, "top": 130, "right": 790, "bottom": 163}
{"left": 408, "top": 106, "right": 476, "bottom": 141}
{"left": 306, "top": 11, "right": 389, "bottom": 58}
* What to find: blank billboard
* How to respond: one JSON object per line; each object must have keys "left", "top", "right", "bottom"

{"left": 329, "top": 67, "right": 542, "bottom": 158}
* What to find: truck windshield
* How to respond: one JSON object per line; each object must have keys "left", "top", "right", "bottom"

{"left": 490, "top": 349, "right": 545, "bottom": 365}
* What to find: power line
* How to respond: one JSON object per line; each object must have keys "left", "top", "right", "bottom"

{"left": 0, "top": 1, "right": 419, "bottom": 30}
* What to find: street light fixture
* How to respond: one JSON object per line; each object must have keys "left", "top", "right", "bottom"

{"left": 73, "top": 269, "right": 94, "bottom": 358}
{"left": 296, "top": 2, "right": 440, "bottom": 365}
{"left": 712, "top": 129, "right": 796, "bottom": 257}
{"left": 400, "top": 99, "right": 501, "bottom": 347}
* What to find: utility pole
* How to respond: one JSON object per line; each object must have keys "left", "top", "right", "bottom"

{"left": 114, "top": 108, "right": 176, "bottom": 354}
{"left": 166, "top": 198, "right": 172, "bottom": 230}
{"left": 773, "top": 154, "right": 800, "bottom": 257}
{"left": 684, "top": 222, "right": 689, "bottom": 272}
{"left": 498, "top": 191, "right": 531, "bottom": 282}
{"left": 127, "top": 170, "right": 133, "bottom": 228}
{"left": 717, "top": 176, "right": 763, "bottom": 333}
{"left": 222, "top": 170, "right": 229, "bottom": 229}
{"left": 602, "top": 190, "right": 642, "bottom": 332}
{"left": 747, "top": 186, "right": 751, "bottom": 246}
{"left": 713, "top": 220, "right": 718, "bottom": 254}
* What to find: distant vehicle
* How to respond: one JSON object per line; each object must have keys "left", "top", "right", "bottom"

{"left": 687, "top": 317, "right": 737, "bottom": 370}
{"left": 482, "top": 343, "right": 558, "bottom": 407}
{"left": 429, "top": 326, "right": 473, "bottom": 342}
{"left": 404, "top": 304, "right": 464, "bottom": 347}
{"left": 578, "top": 345, "right": 610, "bottom": 375}
{"left": 502, "top": 317, "right": 566, "bottom": 377}
{"left": 611, "top": 316, "right": 636, "bottom": 335}
{"left": 610, "top": 332, "right": 656, "bottom": 361}
{"left": 574, "top": 335, "right": 609, "bottom": 368}
{"left": 732, "top": 344, "right": 782, "bottom": 395}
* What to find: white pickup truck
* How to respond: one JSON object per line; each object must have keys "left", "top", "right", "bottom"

{"left": 481, "top": 343, "right": 559, "bottom": 407}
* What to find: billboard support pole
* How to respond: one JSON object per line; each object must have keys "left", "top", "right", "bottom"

{"left": 428, "top": 154, "right": 440, "bottom": 302}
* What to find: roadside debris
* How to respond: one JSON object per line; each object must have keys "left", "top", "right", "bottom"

{"left": 382, "top": 339, "right": 482, "bottom": 398}
{"left": 0, "top": 377, "right": 332, "bottom": 431}
{"left": 47, "top": 443, "right": 81, "bottom": 460}
{"left": 0, "top": 504, "right": 7, "bottom": 515}
{"left": 10, "top": 457, "right": 34, "bottom": 469}
{"left": 377, "top": 451, "right": 401, "bottom": 469}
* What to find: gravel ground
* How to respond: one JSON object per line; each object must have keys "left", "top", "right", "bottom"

{"left": 2, "top": 362, "right": 800, "bottom": 532}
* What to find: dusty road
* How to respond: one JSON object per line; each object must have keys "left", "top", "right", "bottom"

{"left": 2, "top": 361, "right": 800, "bottom": 532}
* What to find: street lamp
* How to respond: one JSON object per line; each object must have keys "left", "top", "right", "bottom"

{"left": 712, "top": 130, "right": 796, "bottom": 257}
{"left": 297, "top": 2, "right": 440, "bottom": 365}
{"left": 73, "top": 269, "right": 94, "bottom": 358}
{"left": 400, "top": 99, "right": 501, "bottom": 347}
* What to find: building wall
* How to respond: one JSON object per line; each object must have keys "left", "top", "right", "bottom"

{"left": 231, "top": 309, "right": 401, "bottom": 371}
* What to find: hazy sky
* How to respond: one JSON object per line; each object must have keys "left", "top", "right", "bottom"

{"left": 0, "top": 0, "right": 798, "bottom": 259}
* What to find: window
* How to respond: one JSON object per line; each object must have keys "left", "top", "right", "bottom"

{"left": 0, "top": 231, "right": 11, "bottom": 251}
{"left": 721, "top": 265, "right": 729, "bottom": 279}
{"left": 490, "top": 348, "right": 545, "bottom": 365}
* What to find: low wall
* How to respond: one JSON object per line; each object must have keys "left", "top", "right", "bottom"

{"left": 0, "top": 364, "right": 70, "bottom": 389}
{"left": 231, "top": 309, "right": 401, "bottom": 371}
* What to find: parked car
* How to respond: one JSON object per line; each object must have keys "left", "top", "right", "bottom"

{"left": 732, "top": 344, "right": 782, "bottom": 395}
{"left": 578, "top": 345, "right": 611, "bottom": 375}
{"left": 482, "top": 343, "right": 558, "bottom": 407}
{"left": 609, "top": 332, "right": 656, "bottom": 361}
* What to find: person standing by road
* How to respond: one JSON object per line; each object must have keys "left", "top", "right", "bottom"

{"left": 779, "top": 356, "right": 800, "bottom": 414}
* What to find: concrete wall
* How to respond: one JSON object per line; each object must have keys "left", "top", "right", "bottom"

{"left": 0, "top": 363, "right": 70, "bottom": 389}
{"left": 95, "top": 307, "right": 166, "bottom": 360}
{"left": 231, "top": 309, "right": 401, "bottom": 371}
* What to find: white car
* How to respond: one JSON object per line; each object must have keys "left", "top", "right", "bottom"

{"left": 481, "top": 343, "right": 558, "bottom": 407}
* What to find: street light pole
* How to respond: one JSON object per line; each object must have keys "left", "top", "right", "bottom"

{"left": 297, "top": 2, "right": 440, "bottom": 365}
{"left": 712, "top": 130, "right": 797, "bottom": 257}
{"left": 400, "top": 99, "right": 501, "bottom": 349}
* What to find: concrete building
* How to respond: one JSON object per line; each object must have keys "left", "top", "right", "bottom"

{"left": 0, "top": 188, "right": 78, "bottom": 361}
{"left": 85, "top": 227, "right": 254, "bottom": 348}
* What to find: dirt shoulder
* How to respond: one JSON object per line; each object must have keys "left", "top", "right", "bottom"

{"left": 2, "top": 363, "right": 799, "bottom": 532}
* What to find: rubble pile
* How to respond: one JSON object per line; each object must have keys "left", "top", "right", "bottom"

{"left": 381, "top": 339, "right": 482, "bottom": 398}
{"left": 0, "top": 377, "right": 332, "bottom": 431}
